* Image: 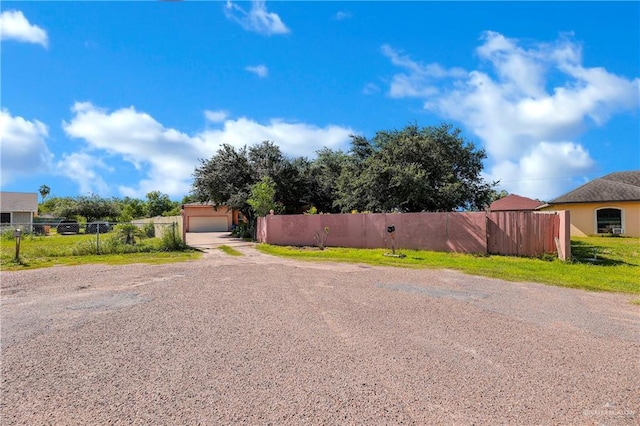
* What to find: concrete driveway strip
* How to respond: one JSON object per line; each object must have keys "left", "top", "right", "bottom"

{"left": 1, "top": 247, "right": 638, "bottom": 425}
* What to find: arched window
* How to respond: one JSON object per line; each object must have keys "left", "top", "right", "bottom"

{"left": 596, "top": 208, "right": 622, "bottom": 234}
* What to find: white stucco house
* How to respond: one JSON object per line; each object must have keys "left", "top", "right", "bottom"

{"left": 0, "top": 192, "right": 39, "bottom": 231}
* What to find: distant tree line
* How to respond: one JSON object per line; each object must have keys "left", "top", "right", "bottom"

{"left": 191, "top": 123, "right": 501, "bottom": 232}
{"left": 38, "top": 191, "right": 190, "bottom": 223}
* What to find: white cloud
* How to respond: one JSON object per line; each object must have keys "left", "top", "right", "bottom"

{"left": 245, "top": 64, "right": 268, "bottom": 78}
{"left": 200, "top": 117, "right": 354, "bottom": 159}
{"left": 381, "top": 44, "right": 466, "bottom": 98}
{"left": 487, "top": 142, "right": 595, "bottom": 200}
{"left": 63, "top": 102, "right": 204, "bottom": 198}
{"left": 56, "top": 153, "right": 111, "bottom": 195}
{"left": 204, "top": 110, "right": 229, "bottom": 123}
{"left": 334, "top": 11, "right": 352, "bottom": 21}
{"left": 0, "top": 10, "right": 48, "bottom": 47}
{"left": 362, "top": 83, "right": 380, "bottom": 95}
{"left": 0, "top": 109, "right": 53, "bottom": 184}
{"left": 62, "top": 102, "right": 353, "bottom": 198}
{"left": 224, "top": 0, "right": 290, "bottom": 36}
{"left": 382, "top": 32, "right": 640, "bottom": 199}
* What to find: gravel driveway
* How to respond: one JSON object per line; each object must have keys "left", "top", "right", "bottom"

{"left": 1, "top": 245, "right": 638, "bottom": 424}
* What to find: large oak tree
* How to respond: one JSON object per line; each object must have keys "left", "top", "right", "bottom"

{"left": 191, "top": 141, "right": 309, "bottom": 228}
{"left": 335, "top": 123, "right": 494, "bottom": 212}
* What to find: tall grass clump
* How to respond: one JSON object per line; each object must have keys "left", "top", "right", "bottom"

{"left": 71, "top": 235, "right": 156, "bottom": 255}
{"left": 1, "top": 228, "right": 16, "bottom": 241}
{"left": 160, "top": 223, "right": 187, "bottom": 251}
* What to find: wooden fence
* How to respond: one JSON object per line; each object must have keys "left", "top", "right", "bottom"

{"left": 487, "top": 212, "right": 560, "bottom": 257}
{"left": 257, "top": 211, "right": 570, "bottom": 260}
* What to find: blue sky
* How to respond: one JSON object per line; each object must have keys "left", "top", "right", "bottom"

{"left": 1, "top": 1, "right": 639, "bottom": 202}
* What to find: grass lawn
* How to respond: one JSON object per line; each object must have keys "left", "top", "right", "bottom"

{"left": 0, "top": 233, "right": 201, "bottom": 271}
{"left": 257, "top": 236, "right": 640, "bottom": 295}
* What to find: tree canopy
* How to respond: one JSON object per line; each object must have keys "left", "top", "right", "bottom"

{"left": 190, "top": 123, "right": 495, "bottom": 220}
{"left": 247, "top": 177, "right": 280, "bottom": 217}
{"left": 145, "top": 191, "right": 178, "bottom": 217}
{"left": 335, "top": 123, "right": 494, "bottom": 212}
{"left": 56, "top": 194, "right": 121, "bottom": 223}
{"left": 191, "top": 141, "right": 309, "bottom": 227}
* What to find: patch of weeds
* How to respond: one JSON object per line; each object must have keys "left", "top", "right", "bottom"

{"left": 313, "top": 226, "right": 329, "bottom": 250}
{"left": 71, "top": 235, "right": 156, "bottom": 255}
{"left": 219, "top": 245, "right": 243, "bottom": 256}
{"left": 539, "top": 253, "right": 558, "bottom": 262}
{"left": 1, "top": 228, "right": 18, "bottom": 241}
{"left": 7, "top": 257, "right": 28, "bottom": 267}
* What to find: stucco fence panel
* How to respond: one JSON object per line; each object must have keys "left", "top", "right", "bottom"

{"left": 258, "top": 212, "right": 487, "bottom": 253}
{"left": 257, "top": 211, "right": 570, "bottom": 259}
{"left": 132, "top": 216, "right": 183, "bottom": 239}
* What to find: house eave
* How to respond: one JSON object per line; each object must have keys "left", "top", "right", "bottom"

{"left": 547, "top": 199, "right": 640, "bottom": 205}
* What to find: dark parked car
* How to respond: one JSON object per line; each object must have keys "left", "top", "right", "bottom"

{"left": 57, "top": 219, "right": 80, "bottom": 235}
{"left": 86, "top": 221, "right": 112, "bottom": 234}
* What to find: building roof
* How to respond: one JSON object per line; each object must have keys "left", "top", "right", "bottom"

{"left": 182, "top": 202, "right": 231, "bottom": 209}
{"left": 548, "top": 171, "right": 640, "bottom": 204}
{"left": 489, "top": 194, "right": 544, "bottom": 211}
{"left": 0, "top": 192, "right": 38, "bottom": 212}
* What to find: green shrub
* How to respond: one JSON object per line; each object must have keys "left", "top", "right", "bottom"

{"left": 305, "top": 206, "right": 318, "bottom": 215}
{"left": 160, "top": 223, "right": 187, "bottom": 251}
{"left": 143, "top": 222, "right": 156, "bottom": 238}
{"left": 232, "top": 223, "right": 252, "bottom": 239}
{"left": 113, "top": 223, "right": 146, "bottom": 245}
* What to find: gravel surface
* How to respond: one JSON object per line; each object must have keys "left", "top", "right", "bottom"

{"left": 1, "top": 245, "right": 638, "bottom": 425}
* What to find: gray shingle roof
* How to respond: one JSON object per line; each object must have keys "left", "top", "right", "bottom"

{"left": 549, "top": 171, "right": 640, "bottom": 204}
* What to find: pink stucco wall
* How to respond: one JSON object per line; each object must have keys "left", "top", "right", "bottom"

{"left": 558, "top": 210, "right": 571, "bottom": 261}
{"left": 258, "top": 212, "right": 487, "bottom": 253}
{"left": 257, "top": 211, "right": 570, "bottom": 258}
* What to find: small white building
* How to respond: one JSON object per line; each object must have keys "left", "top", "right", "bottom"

{"left": 0, "top": 192, "right": 38, "bottom": 231}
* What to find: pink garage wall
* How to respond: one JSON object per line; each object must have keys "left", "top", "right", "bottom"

{"left": 182, "top": 204, "right": 236, "bottom": 232}
{"left": 257, "top": 212, "right": 487, "bottom": 253}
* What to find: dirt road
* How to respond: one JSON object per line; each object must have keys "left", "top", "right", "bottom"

{"left": 1, "top": 246, "right": 638, "bottom": 424}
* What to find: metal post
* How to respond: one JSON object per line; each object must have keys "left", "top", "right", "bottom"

{"left": 384, "top": 224, "right": 405, "bottom": 258}
{"left": 391, "top": 232, "right": 396, "bottom": 255}
{"left": 14, "top": 229, "right": 21, "bottom": 262}
{"left": 96, "top": 224, "right": 100, "bottom": 255}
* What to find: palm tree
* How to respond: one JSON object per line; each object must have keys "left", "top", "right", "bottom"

{"left": 39, "top": 184, "right": 50, "bottom": 202}
{"left": 113, "top": 223, "right": 146, "bottom": 245}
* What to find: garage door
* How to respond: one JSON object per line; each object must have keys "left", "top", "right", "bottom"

{"left": 189, "top": 216, "right": 228, "bottom": 232}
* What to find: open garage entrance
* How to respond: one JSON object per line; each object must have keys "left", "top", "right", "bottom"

{"left": 182, "top": 202, "right": 237, "bottom": 233}
{"left": 188, "top": 216, "right": 229, "bottom": 232}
